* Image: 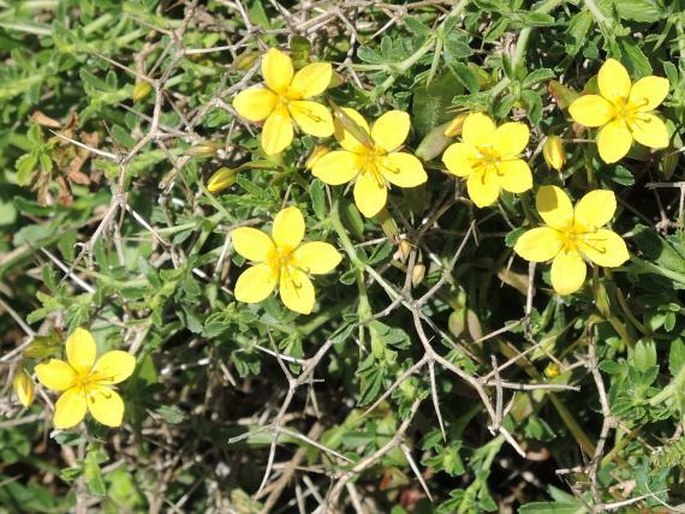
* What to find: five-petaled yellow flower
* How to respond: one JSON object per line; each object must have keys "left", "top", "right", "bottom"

{"left": 569, "top": 59, "right": 670, "bottom": 163}
{"left": 35, "top": 328, "right": 136, "bottom": 429}
{"left": 233, "top": 48, "right": 334, "bottom": 155}
{"left": 232, "top": 206, "right": 342, "bottom": 314}
{"left": 311, "top": 108, "right": 427, "bottom": 218}
{"left": 514, "top": 185, "right": 629, "bottom": 295}
{"left": 442, "top": 112, "right": 533, "bottom": 208}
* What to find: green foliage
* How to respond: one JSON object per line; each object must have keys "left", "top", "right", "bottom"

{"left": 1, "top": 0, "right": 685, "bottom": 512}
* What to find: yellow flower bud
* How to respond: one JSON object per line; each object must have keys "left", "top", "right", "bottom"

{"left": 132, "top": 81, "right": 152, "bottom": 102}
{"left": 543, "top": 135, "right": 566, "bottom": 171}
{"left": 186, "top": 141, "right": 221, "bottom": 157}
{"left": 305, "top": 145, "right": 329, "bottom": 170}
{"left": 411, "top": 262, "right": 426, "bottom": 288}
{"left": 13, "top": 368, "right": 34, "bottom": 407}
{"left": 443, "top": 114, "right": 468, "bottom": 137}
{"left": 207, "top": 167, "right": 238, "bottom": 193}
{"left": 544, "top": 362, "right": 561, "bottom": 379}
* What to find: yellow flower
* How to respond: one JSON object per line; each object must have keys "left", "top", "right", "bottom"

{"left": 543, "top": 135, "right": 566, "bottom": 171}
{"left": 442, "top": 112, "right": 533, "bottom": 208}
{"left": 514, "top": 185, "right": 629, "bottom": 295}
{"left": 13, "top": 368, "right": 35, "bottom": 407}
{"left": 35, "top": 328, "right": 136, "bottom": 429}
{"left": 311, "top": 108, "right": 427, "bottom": 218}
{"left": 568, "top": 59, "right": 670, "bottom": 163}
{"left": 232, "top": 206, "right": 342, "bottom": 314}
{"left": 232, "top": 48, "right": 334, "bottom": 155}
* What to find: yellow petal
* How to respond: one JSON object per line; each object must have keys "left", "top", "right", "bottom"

{"left": 354, "top": 171, "right": 387, "bottom": 217}
{"left": 272, "top": 206, "right": 305, "bottom": 249}
{"left": 66, "top": 327, "right": 96, "bottom": 375}
{"left": 536, "top": 185, "right": 573, "bottom": 230}
{"left": 53, "top": 388, "right": 87, "bottom": 429}
{"left": 574, "top": 189, "right": 616, "bottom": 230}
{"left": 86, "top": 385, "right": 125, "bottom": 427}
{"left": 294, "top": 242, "right": 342, "bottom": 274}
{"left": 630, "top": 114, "right": 669, "bottom": 149}
{"left": 493, "top": 122, "right": 529, "bottom": 156}
{"left": 262, "top": 48, "right": 293, "bottom": 94}
{"left": 234, "top": 263, "right": 277, "bottom": 303}
{"left": 380, "top": 152, "right": 427, "bottom": 188}
{"left": 35, "top": 359, "right": 76, "bottom": 391}
{"left": 91, "top": 351, "right": 136, "bottom": 385}
{"left": 550, "top": 252, "right": 587, "bottom": 295}
{"left": 598, "top": 58, "right": 631, "bottom": 104}
{"left": 289, "top": 62, "right": 332, "bottom": 99}
{"left": 514, "top": 227, "right": 562, "bottom": 262}
{"left": 371, "top": 111, "right": 410, "bottom": 152}
{"left": 311, "top": 150, "right": 360, "bottom": 185}
{"left": 288, "top": 100, "right": 334, "bottom": 137}
{"left": 442, "top": 142, "right": 475, "bottom": 177}
{"left": 262, "top": 110, "right": 294, "bottom": 155}
{"left": 232, "top": 87, "right": 277, "bottom": 121}
{"left": 466, "top": 171, "right": 500, "bottom": 208}
{"left": 231, "top": 227, "right": 275, "bottom": 262}
{"left": 568, "top": 95, "right": 614, "bottom": 127}
{"left": 462, "top": 112, "right": 496, "bottom": 147}
{"left": 280, "top": 268, "right": 315, "bottom": 314}
{"left": 497, "top": 159, "right": 532, "bottom": 193}
{"left": 629, "top": 76, "right": 669, "bottom": 112}
{"left": 580, "top": 229, "right": 630, "bottom": 267}
{"left": 335, "top": 107, "right": 371, "bottom": 153}
{"left": 13, "top": 369, "right": 34, "bottom": 407}
{"left": 597, "top": 119, "right": 632, "bottom": 163}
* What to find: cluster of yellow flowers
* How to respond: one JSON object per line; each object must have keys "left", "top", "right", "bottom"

{"left": 232, "top": 50, "right": 670, "bottom": 302}
{"left": 17, "top": 52, "right": 673, "bottom": 431}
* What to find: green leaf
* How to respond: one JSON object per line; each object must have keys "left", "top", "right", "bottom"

{"left": 155, "top": 405, "right": 187, "bottom": 424}
{"left": 309, "top": 179, "right": 326, "bottom": 220}
{"left": 669, "top": 339, "right": 685, "bottom": 377}
{"left": 522, "top": 68, "right": 555, "bottom": 89}
{"left": 15, "top": 153, "right": 37, "bottom": 186}
{"left": 565, "top": 11, "right": 593, "bottom": 57}
{"left": 518, "top": 502, "right": 587, "bottom": 514}
{"left": 84, "top": 449, "right": 107, "bottom": 496}
{"left": 619, "top": 40, "right": 652, "bottom": 76}
{"left": 633, "top": 338, "right": 657, "bottom": 372}
{"left": 612, "top": 0, "right": 664, "bottom": 22}
{"left": 411, "top": 71, "right": 462, "bottom": 138}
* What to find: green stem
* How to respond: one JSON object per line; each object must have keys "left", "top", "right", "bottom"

{"left": 330, "top": 200, "right": 371, "bottom": 321}
{"left": 490, "top": 0, "right": 565, "bottom": 97}
{"left": 630, "top": 256, "right": 685, "bottom": 287}
{"left": 649, "top": 361, "right": 685, "bottom": 406}
{"left": 583, "top": 0, "right": 612, "bottom": 35}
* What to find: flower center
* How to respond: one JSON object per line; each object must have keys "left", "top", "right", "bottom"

{"left": 267, "top": 246, "right": 296, "bottom": 276}
{"left": 357, "top": 146, "right": 387, "bottom": 187}
{"left": 472, "top": 144, "right": 502, "bottom": 177}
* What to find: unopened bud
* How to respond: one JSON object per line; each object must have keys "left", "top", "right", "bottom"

{"left": 543, "top": 135, "right": 566, "bottom": 171}
{"left": 207, "top": 167, "right": 238, "bottom": 193}
{"left": 235, "top": 51, "right": 259, "bottom": 71}
{"left": 133, "top": 81, "right": 152, "bottom": 102}
{"left": 443, "top": 114, "right": 468, "bottom": 137}
{"left": 544, "top": 362, "right": 561, "bottom": 379}
{"left": 394, "top": 238, "right": 412, "bottom": 263}
{"left": 13, "top": 368, "right": 34, "bottom": 407}
{"left": 411, "top": 262, "right": 425, "bottom": 288}
{"left": 187, "top": 141, "right": 221, "bottom": 157}
{"left": 305, "top": 145, "right": 329, "bottom": 170}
